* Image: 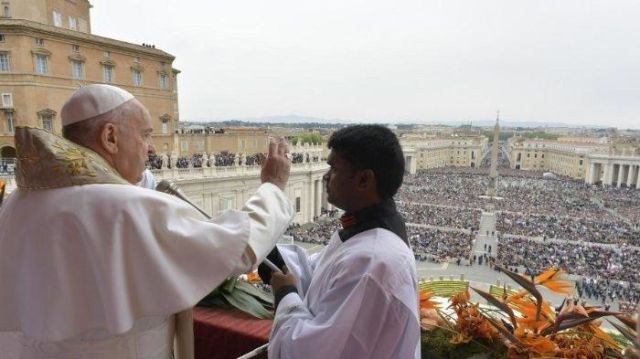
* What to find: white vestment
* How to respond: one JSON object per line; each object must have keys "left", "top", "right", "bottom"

{"left": 269, "top": 228, "right": 421, "bottom": 359}
{"left": 137, "top": 169, "right": 158, "bottom": 190}
{"left": 0, "top": 182, "right": 293, "bottom": 358}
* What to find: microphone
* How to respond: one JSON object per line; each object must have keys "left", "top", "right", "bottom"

{"left": 156, "top": 179, "right": 211, "bottom": 219}
{"left": 156, "top": 179, "right": 282, "bottom": 273}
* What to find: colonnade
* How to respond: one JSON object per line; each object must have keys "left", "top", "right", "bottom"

{"left": 587, "top": 161, "right": 640, "bottom": 188}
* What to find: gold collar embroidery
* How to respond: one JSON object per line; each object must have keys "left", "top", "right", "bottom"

{"left": 15, "top": 127, "right": 128, "bottom": 190}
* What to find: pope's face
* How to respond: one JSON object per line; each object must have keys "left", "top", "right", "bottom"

{"left": 114, "top": 101, "right": 155, "bottom": 184}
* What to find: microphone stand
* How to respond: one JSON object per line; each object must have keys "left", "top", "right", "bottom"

{"left": 156, "top": 180, "right": 210, "bottom": 218}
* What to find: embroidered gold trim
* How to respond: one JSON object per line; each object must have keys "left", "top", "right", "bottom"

{"left": 15, "top": 126, "right": 128, "bottom": 190}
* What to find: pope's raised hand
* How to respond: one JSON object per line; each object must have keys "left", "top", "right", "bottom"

{"left": 260, "top": 137, "right": 291, "bottom": 191}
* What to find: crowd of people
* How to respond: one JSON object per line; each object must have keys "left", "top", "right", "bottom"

{"left": 497, "top": 236, "right": 640, "bottom": 284}
{"left": 285, "top": 220, "right": 340, "bottom": 246}
{"left": 496, "top": 211, "right": 640, "bottom": 246}
{"left": 278, "top": 159, "right": 639, "bottom": 310}
{"left": 600, "top": 187, "right": 640, "bottom": 223}
{"left": 408, "top": 227, "right": 474, "bottom": 263}
{"left": 577, "top": 277, "right": 640, "bottom": 307}
{"left": 398, "top": 202, "right": 480, "bottom": 231}
{"left": 1, "top": 160, "right": 16, "bottom": 174}
{"left": 146, "top": 151, "right": 322, "bottom": 170}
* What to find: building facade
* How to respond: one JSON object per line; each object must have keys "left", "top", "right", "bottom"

{"left": 176, "top": 127, "right": 271, "bottom": 158}
{"left": 0, "top": 0, "right": 179, "bottom": 164}
{"left": 507, "top": 136, "right": 640, "bottom": 188}
{"left": 400, "top": 135, "right": 489, "bottom": 170}
{"left": 152, "top": 161, "right": 329, "bottom": 225}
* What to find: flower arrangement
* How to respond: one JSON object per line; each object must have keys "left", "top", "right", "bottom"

{"left": 420, "top": 266, "right": 638, "bottom": 359}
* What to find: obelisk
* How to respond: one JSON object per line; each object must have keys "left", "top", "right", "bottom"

{"left": 486, "top": 112, "right": 500, "bottom": 198}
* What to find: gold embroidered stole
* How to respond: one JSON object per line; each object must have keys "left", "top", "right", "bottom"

{"left": 14, "top": 127, "right": 128, "bottom": 190}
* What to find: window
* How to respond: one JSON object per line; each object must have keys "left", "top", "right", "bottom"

{"left": 0, "top": 34, "right": 5, "bottom": 42}
{"left": 220, "top": 198, "right": 233, "bottom": 211}
{"left": 0, "top": 52, "right": 9, "bottom": 72}
{"left": 35, "top": 38, "right": 44, "bottom": 47}
{"left": 53, "top": 11, "right": 62, "bottom": 27}
{"left": 133, "top": 70, "right": 143, "bottom": 86}
{"left": 162, "top": 122, "right": 168, "bottom": 134}
{"left": 104, "top": 51, "right": 111, "bottom": 57}
{"left": 295, "top": 197, "right": 301, "bottom": 213}
{"left": 42, "top": 115, "right": 53, "bottom": 131}
{"left": 6, "top": 111, "right": 13, "bottom": 133}
{"left": 159, "top": 73, "right": 169, "bottom": 89}
{"left": 71, "top": 60, "right": 83, "bottom": 79}
{"left": 71, "top": 44, "right": 80, "bottom": 52}
{"left": 78, "top": 18, "right": 88, "bottom": 33}
{"left": 103, "top": 65, "right": 114, "bottom": 83}
{"left": 579, "top": 160, "right": 583, "bottom": 166}
{"left": 2, "top": 3, "right": 10, "bottom": 18}
{"left": 1, "top": 93, "right": 12, "bottom": 107}
{"left": 181, "top": 141, "right": 188, "bottom": 151}
{"left": 35, "top": 54, "right": 48, "bottom": 74}
{"left": 68, "top": 17, "right": 77, "bottom": 30}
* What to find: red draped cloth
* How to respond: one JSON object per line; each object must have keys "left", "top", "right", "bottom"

{"left": 194, "top": 307, "right": 272, "bottom": 359}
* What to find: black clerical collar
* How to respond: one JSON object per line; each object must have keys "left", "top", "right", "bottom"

{"left": 338, "top": 199, "right": 408, "bottom": 245}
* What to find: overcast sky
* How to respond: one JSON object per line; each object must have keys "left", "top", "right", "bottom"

{"left": 92, "top": 1, "right": 640, "bottom": 129}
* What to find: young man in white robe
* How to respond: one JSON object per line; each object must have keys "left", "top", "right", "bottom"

{"left": 259, "top": 125, "right": 420, "bottom": 359}
{"left": 0, "top": 84, "right": 294, "bottom": 358}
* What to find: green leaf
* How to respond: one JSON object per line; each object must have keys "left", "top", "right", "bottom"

{"left": 234, "top": 280, "right": 274, "bottom": 306}
{"left": 221, "top": 277, "right": 238, "bottom": 293}
{"left": 198, "top": 294, "right": 229, "bottom": 309}
{"left": 221, "top": 289, "right": 274, "bottom": 319}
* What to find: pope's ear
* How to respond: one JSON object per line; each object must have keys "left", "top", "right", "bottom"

{"left": 99, "top": 122, "right": 119, "bottom": 155}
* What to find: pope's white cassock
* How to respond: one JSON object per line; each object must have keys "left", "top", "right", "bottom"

{"left": 0, "top": 127, "right": 294, "bottom": 358}
{"left": 269, "top": 227, "right": 421, "bottom": 359}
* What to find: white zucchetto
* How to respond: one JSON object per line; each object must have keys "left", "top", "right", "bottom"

{"left": 61, "top": 84, "right": 135, "bottom": 126}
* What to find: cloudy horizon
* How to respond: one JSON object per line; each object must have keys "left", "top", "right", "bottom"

{"left": 93, "top": 0, "right": 640, "bottom": 129}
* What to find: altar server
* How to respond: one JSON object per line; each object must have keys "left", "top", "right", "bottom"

{"left": 261, "top": 125, "right": 420, "bottom": 359}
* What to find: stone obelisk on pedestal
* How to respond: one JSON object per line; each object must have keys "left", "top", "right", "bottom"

{"left": 486, "top": 112, "right": 501, "bottom": 198}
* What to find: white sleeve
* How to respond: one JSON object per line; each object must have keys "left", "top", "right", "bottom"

{"left": 268, "top": 275, "right": 420, "bottom": 359}
{"left": 231, "top": 183, "right": 295, "bottom": 274}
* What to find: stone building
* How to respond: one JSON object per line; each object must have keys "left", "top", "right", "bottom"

{"left": 0, "top": 0, "right": 180, "bottom": 164}
{"left": 400, "top": 135, "right": 489, "bottom": 170}
{"left": 507, "top": 136, "right": 640, "bottom": 188}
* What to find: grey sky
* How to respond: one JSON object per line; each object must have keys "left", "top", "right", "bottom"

{"left": 92, "top": 1, "right": 640, "bottom": 129}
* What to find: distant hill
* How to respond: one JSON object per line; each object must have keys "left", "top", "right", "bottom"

{"left": 182, "top": 115, "right": 614, "bottom": 130}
